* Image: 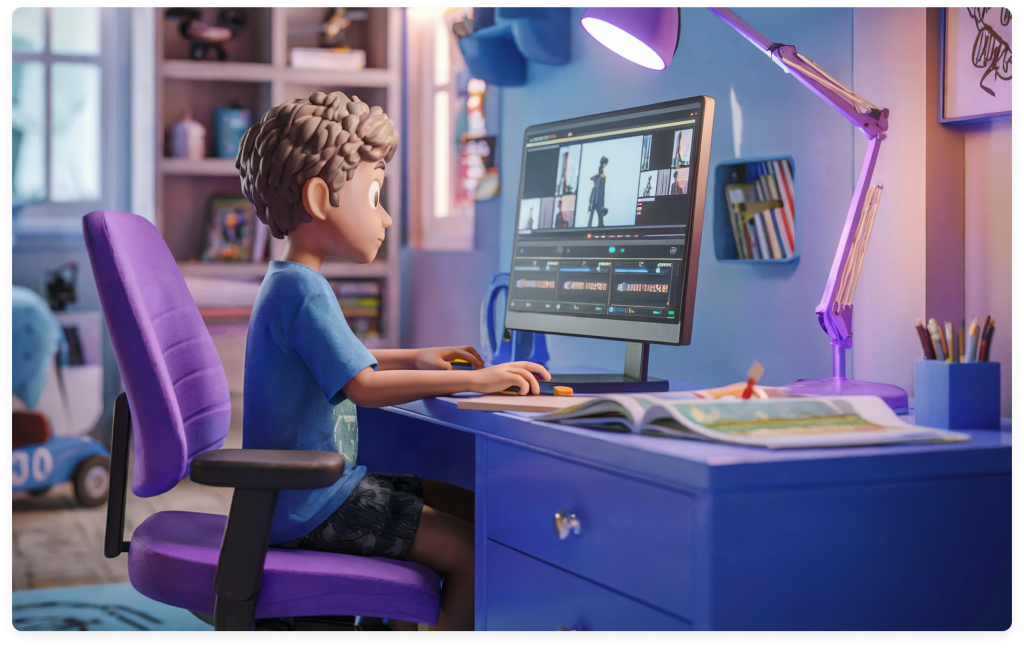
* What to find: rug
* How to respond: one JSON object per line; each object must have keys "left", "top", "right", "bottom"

{"left": 12, "top": 582, "right": 212, "bottom": 631}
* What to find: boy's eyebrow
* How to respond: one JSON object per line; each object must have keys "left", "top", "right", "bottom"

{"left": 375, "top": 161, "right": 385, "bottom": 170}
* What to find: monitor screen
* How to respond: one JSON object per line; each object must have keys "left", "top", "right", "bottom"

{"left": 505, "top": 95, "right": 715, "bottom": 345}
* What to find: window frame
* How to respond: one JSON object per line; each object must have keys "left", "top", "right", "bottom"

{"left": 406, "top": 7, "right": 475, "bottom": 251}
{"left": 13, "top": 7, "right": 130, "bottom": 236}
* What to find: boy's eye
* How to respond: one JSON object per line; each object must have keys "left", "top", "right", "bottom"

{"left": 368, "top": 180, "right": 381, "bottom": 209}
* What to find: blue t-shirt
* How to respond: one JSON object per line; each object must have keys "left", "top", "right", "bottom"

{"left": 243, "top": 261, "right": 376, "bottom": 545}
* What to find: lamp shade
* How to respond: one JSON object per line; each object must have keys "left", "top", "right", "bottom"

{"left": 580, "top": 7, "right": 679, "bottom": 70}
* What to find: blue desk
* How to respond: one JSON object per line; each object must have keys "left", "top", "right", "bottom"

{"left": 357, "top": 386, "right": 1011, "bottom": 630}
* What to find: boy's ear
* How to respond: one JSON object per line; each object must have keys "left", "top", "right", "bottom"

{"left": 301, "top": 177, "right": 331, "bottom": 222}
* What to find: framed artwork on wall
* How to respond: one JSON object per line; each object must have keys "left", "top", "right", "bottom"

{"left": 940, "top": 7, "right": 1012, "bottom": 123}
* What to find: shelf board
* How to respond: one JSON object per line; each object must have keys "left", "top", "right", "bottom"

{"left": 161, "top": 59, "right": 395, "bottom": 89}
{"left": 178, "top": 260, "right": 392, "bottom": 280}
{"left": 161, "top": 157, "right": 239, "bottom": 176}
{"left": 281, "top": 66, "right": 395, "bottom": 89}
{"left": 162, "top": 60, "right": 276, "bottom": 83}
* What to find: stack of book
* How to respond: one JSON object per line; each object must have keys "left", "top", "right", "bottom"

{"left": 290, "top": 47, "right": 366, "bottom": 71}
{"left": 724, "top": 159, "right": 796, "bottom": 260}
{"left": 330, "top": 279, "right": 383, "bottom": 346}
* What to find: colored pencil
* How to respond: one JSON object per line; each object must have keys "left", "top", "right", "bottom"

{"left": 927, "top": 318, "right": 944, "bottom": 361}
{"left": 937, "top": 321, "right": 950, "bottom": 361}
{"left": 959, "top": 319, "right": 965, "bottom": 362}
{"left": 915, "top": 318, "right": 934, "bottom": 359}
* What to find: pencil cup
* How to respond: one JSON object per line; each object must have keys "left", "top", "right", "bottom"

{"left": 913, "top": 359, "right": 1000, "bottom": 430}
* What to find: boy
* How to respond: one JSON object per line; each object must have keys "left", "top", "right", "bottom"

{"left": 236, "top": 91, "right": 549, "bottom": 631}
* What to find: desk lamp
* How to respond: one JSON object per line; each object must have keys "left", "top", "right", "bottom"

{"left": 581, "top": 7, "right": 908, "bottom": 411}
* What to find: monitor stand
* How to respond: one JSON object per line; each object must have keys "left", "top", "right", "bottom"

{"left": 548, "top": 342, "right": 670, "bottom": 393}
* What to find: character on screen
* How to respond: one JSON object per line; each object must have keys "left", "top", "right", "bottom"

{"left": 235, "top": 91, "right": 548, "bottom": 631}
{"left": 587, "top": 156, "right": 609, "bottom": 227}
{"left": 642, "top": 176, "right": 653, "bottom": 198}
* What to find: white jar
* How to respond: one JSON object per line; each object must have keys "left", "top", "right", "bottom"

{"left": 168, "top": 114, "right": 206, "bottom": 159}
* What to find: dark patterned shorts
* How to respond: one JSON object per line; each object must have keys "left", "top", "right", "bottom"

{"left": 290, "top": 473, "right": 424, "bottom": 560}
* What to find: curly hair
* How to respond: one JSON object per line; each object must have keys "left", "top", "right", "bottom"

{"left": 235, "top": 91, "right": 399, "bottom": 238}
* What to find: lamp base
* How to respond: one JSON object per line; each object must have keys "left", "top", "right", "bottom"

{"left": 783, "top": 377, "right": 908, "bottom": 414}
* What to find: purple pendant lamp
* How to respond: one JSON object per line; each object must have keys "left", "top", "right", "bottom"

{"left": 580, "top": 7, "right": 679, "bottom": 70}
{"left": 580, "top": 7, "right": 908, "bottom": 412}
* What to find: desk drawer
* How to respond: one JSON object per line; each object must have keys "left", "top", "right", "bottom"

{"left": 485, "top": 541, "right": 691, "bottom": 630}
{"left": 485, "top": 440, "right": 696, "bottom": 618}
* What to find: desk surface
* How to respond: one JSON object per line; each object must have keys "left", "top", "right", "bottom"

{"left": 389, "top": 382, "right": 1011, "bottom": 494}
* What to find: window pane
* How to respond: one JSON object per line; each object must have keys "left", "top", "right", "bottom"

{"left": 51, "top": 7, "right": 101, "bottom": 56}
{"left": 50, "top": 63, "right": 101, "bottom": 202}
{"left": 434, "top": 90, "right": 450, "bottom": 217}
{"left": 13, "top": 62, "right": 46, "bottom": 203}
{"left": 13, "top": 7, "right": 45, "bottom": 53}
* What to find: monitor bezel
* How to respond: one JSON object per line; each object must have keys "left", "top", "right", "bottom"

{"left": 504, "top": 94, "right": 715, "bottom": 346}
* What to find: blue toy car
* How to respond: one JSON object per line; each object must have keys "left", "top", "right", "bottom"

{"left": 13, "top": 413, "right": 110, "bottom": 507}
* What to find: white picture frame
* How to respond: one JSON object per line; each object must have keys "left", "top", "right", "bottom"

{"left": 940, "top": 7, "right": 1012, "bottom": 123}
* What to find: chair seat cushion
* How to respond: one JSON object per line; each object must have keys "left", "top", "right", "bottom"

{"left": 128, "top": 510, "right": 441, "bottom": 624}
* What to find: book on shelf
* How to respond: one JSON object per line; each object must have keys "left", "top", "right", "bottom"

{"left": 725, "top": 183, "right": 752, "bottom": 260}
{"left": 329, "top": 279, "right": 383, "bottom": 345}
{"left": 534, "top": 394, "right": 969, "bottom": 450}
{"left": 290, "top": 47, "right": 366, "bottom": 71}
{"left": 202, "top": 196, "right": 256, "bottom": 262}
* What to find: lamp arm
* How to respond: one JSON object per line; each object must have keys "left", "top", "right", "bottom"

{"left": 709, "top": 8, "right": 889, "bottom": 139}
{"left": 710, "top": 7, "right": 891, "bottom": 374}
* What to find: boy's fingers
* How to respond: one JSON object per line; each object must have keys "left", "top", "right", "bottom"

{"left": 446, "top": 348, "right": 480, "bottom": 365}
{"left": 509, "top": 367, "right": 540, "bottom": 395}
{"left": 515, "top": 361, "right": 551, "bottom": 381}
{"left": 461, "top": 346, "right": 485, "bottom": 367}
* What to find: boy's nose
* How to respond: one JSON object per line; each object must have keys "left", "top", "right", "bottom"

{"left": 380, "top": 208, "right": 393, "bottom": 229}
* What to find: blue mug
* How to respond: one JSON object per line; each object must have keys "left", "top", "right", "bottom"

{"left": 480, "top": 273, "right": 549, "bottom": 366}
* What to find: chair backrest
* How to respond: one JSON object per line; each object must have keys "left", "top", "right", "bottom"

{"left": 83, "top": 210, "right": 230, "bottom": 497}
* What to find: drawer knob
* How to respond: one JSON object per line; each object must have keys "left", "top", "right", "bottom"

{"left": 554, "top": 510, "right": 581, "bottom": 540}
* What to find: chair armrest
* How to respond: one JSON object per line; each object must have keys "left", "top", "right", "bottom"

{"left": 190, "top": 449, "right": 345, "bottom": 491}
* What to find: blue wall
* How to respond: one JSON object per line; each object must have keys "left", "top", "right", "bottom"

{"left": 484, "top": 7, "right": 857, "bottom": 387}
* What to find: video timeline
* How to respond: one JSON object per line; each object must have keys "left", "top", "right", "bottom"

{"left": 509, "top": 257, "right": 680, "bottom": 321}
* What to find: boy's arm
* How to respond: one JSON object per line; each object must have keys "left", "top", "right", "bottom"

{"left": 343, "top": 361, "right": 550, "bottom": 408}
{"left": 370, "top": 346, "right": 485, "bottom": 371}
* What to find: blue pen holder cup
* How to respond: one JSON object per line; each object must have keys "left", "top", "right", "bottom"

{"left": 913, "top": 359, "right": 1000, "bottom": 430}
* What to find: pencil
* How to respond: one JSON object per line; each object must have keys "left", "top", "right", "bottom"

{"left": 966, "top": 316, "right": 979, "bottom": 362}
{"left": 950, "top": 322, "right": 959, "bottom": 363}
{"left": 959, "top": 319, "right": 965, "bottom": 362}
{"left": 938, "top": 320, "right": 950, "bottom": 361}
{"left": 915, "top": 318, "right": 934, "bottom": 359}
{"left": 927, "top": 318, "right": 944, "bottom": 361}
{"left": 982, "top": 322, "right": 996, "bottom": 361}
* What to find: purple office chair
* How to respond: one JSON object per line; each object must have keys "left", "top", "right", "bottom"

{"left": 83, "top": 210, "right": 441, "bottom": 630}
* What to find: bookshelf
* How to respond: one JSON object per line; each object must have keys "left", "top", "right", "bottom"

{"left": 153, "top": 7, "right": 403, "bottom": 348}
{"left": 714, "top": 156, "right": 799, "bottom": 264}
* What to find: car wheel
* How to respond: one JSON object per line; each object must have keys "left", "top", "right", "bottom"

{"left": 74, "top": 455, "right": 110, "bottom": 507}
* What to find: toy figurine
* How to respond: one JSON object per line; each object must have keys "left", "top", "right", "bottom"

{"left": 319, "top": 8, "right": 368, "bottom": 49}
{"left": 235, "top": 91, "right": 549, "bottom": 630}
{"left": 165, "top": 8, "right": 247, "bottom": 61}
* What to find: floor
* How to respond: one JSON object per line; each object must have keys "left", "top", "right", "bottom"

{"left": 13, "top": 324, "right": 248, "bottom": 592}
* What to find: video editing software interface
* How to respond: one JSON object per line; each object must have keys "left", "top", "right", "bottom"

{"left": 509, "top": 100, "right": 705, "bottom": 325}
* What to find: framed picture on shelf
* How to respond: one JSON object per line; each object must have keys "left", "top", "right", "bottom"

{"left": 940, "top": 8, "right": 1012, "bottom": 123}
{"left": 202, "top": 196, "right": 256, "bottom": 261}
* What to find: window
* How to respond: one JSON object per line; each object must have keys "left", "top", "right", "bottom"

{"left": 406, "top": 8, "right": 477, "bottom": 250}
{"left": 12, "top": 7, "right": 129, "bottom": 233}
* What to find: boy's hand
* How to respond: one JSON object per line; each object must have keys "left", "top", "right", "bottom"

{"left": 414, "top": 346, "right": 485, "bottom": 371}
{"left": 471, "top": 362, "right": 551, "bottom": 395}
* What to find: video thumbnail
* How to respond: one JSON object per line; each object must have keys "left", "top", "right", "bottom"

{"left": 554, "top": 145, "right": 581, "bottom": 196}
{"left": 672, "top": 129, "right": 693, "bottom": 167}
{"left": 573, "top": 136, "right": 644, "bottom": 228}
{"left": 638, "top": 171, "right": 657, "bottom": 199}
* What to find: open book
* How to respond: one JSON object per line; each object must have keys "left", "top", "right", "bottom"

{"left": 535, "top": 394, "right": 970, "bottom": 450}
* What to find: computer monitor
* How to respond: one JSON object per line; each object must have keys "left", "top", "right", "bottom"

{"left": 505, "top": 95, "right": 715, "bottom": 392}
